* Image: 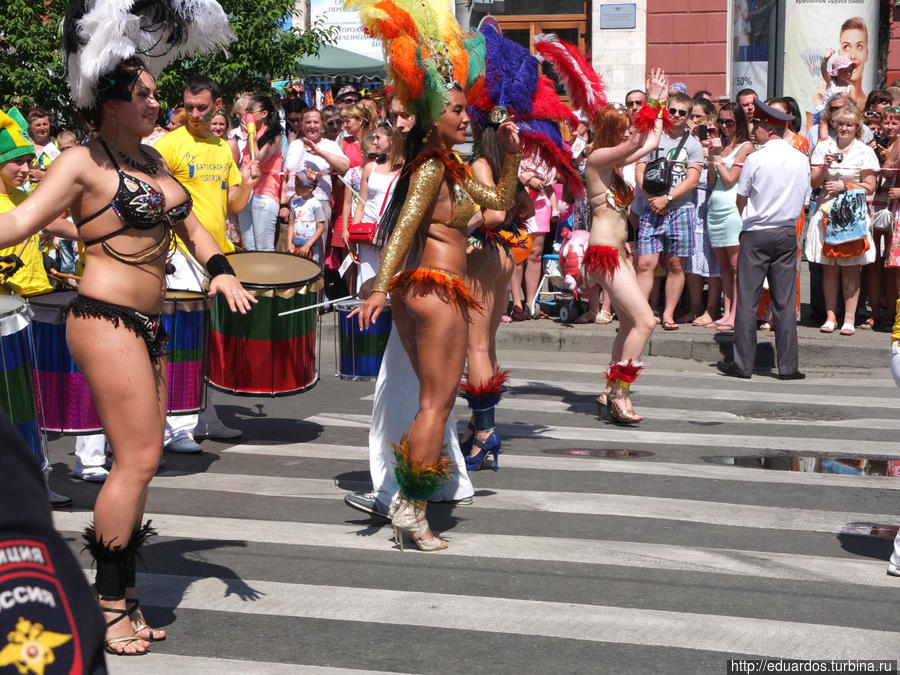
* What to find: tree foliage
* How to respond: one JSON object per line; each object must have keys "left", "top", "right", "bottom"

{"left": 0, "top": 0, "right": 336, "bottom": 127}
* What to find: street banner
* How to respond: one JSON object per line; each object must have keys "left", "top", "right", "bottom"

{"left": 731, "top": 0, "right": 772, "bottom": 98}
{"left": 783, "top": 1, "right": 879, "bottom": 131}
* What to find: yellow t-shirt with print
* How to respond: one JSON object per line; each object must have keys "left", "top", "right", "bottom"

{"left": 154, "top": 126, "right": 241, "bottom": 253}
{"left": 0, "top": 190, "right": 53, "bottom": 297}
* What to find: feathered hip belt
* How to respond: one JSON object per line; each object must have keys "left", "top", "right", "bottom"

{"left": 389, "top": 268, "right": 483, "bottom": 314}
{"left": 584, "top": 245, "right": 625, "bottom": 277}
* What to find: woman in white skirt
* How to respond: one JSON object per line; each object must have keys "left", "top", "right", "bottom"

{"left": 805, "top": 104, "right": 878, "bottom": 335}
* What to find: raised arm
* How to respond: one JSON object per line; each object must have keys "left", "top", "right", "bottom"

{"left": 371, "top": 158, "right": 445, "bottom": 294}
{"left": 461, "top": 120, "right": 522, "bottom": 211}
{"left": 0, "top": 147, "right": 86, "bottom": 247}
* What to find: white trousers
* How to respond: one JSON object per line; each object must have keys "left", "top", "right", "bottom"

{"left": 368, "top": 328, "right": 473, "bottom": 509}
{"left": 164, "top": 249, "right": 219, "bottom": 443}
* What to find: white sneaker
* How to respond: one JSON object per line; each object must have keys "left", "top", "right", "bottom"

{"left": 73, "top": 463, "right": 109, "bottom": 482}
{"left": 194, "top": 419, "right": 242, "bottom": 440}
{"left": 165, "top": 436, "right": 203, "bottom": 453}
{"left": 888, "top": 561, "right": 900, "bottom": 577}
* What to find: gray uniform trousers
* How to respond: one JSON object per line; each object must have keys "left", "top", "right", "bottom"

{"left": 732, "top": 227, "right": 799, "bottom": 376}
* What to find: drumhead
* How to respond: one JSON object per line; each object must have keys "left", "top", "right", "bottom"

{"left": 226, "top": 252, "right": 322, "bottom": 290}
{"left": 27, "top": 290, "right": 78, "bottom": 310}
{"left": 163, "top": 289, "right": 208, "bottom": 314}
{"left": 0, "top": 295, "right": 27, "bottom": 318}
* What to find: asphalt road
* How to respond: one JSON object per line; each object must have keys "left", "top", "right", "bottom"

{"left": 47, "top": 344, "right": 900, "bottom": 674}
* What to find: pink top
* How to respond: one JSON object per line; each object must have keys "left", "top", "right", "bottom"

{"left": 241, "top": 129, "right": 283, "bottom": 202}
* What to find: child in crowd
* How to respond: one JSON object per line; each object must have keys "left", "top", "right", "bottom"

{"left": 816, "top": 51, "right": 856, "bottom": 142}
{"left": 289, "top": 168, "right": 326, "bottom": 263}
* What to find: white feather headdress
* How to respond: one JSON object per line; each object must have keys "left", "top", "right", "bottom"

{"left": 63, "top": 0, "right": 235, "bottom": 108}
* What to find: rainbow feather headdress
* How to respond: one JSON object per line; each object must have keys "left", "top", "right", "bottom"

{"left": 345, "top": 0, "right": 485, "bottom": 124}
{"left": 470, "top": 22, "right": 583, "bottom": 197}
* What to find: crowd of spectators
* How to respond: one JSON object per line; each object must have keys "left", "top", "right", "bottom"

{"left": 15, "top": 63, "right": 900, "bottom": 334}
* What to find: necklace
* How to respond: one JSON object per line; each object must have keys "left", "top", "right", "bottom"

{"left": 116, "top": 147, "right": 161, "bottom": 175}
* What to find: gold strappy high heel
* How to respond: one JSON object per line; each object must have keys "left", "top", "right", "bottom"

{"left": 391, "top": 497, "right": 448, "bottom": 552}
{"left": 606, "top": 391, "right": 641, "bottom": 425}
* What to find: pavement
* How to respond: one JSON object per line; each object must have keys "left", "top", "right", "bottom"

{"left": 47, "top": 348, "right": 900, "bottom": 674}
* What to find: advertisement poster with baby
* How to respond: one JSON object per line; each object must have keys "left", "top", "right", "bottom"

{"left": 783, "top": 1, "right": 879, "bottom": 131}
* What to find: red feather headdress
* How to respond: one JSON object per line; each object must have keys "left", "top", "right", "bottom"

{"left": 533, "top": 34, "right": 607, "bottom": 121}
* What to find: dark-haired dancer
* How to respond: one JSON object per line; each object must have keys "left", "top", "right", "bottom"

{"left": 349, "top": 0, "right": 521, "bottom": 551}
{"left": 0, "top": 1, "right": 252, "bottom": 655}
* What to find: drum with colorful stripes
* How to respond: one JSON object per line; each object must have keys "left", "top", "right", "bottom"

{"left": 160, "top": 290, "right": 208, "bottom": 414}
{"left": 30, "top": 290, "right": 101, "bottom": 433}
{"left": 0, "top": 295, "right": 45, "bottom": 466}
{"left": 335, "top": 299, "right": 391, "bottom": 380}
{"left": 208, "top": 252, "right": 321, "bottom": 395}
{"left": 30, "top": 290, "right": 209, "bottom": 433}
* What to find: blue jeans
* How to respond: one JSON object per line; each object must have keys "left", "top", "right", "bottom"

{"left": 237, "top": 194, "right": 279, "bottom": 251}
{"left": 57, "top": 239, "right": 76, "bottom": 275}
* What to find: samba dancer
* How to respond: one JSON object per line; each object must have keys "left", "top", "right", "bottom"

{"left": 344, "top": 94, "right": 475, "bottom": 522}
{"left": 0, "top": 1, "right": 253, "bottom": 655}
{"left": 582, "top": 71, "right": 669, "bottom": 424}
{"left": 460, "top": 23, "right": 581, "bottom": 470}
{"left": 349, "top": 0, "right": 522, "bottom": 551}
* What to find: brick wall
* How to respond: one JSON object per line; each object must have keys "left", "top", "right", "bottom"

{"left": 646, "top": 0, "right": 728, "bottom": 98}
{"left": 888, "top": 6, "right": 900, "bottom": 85}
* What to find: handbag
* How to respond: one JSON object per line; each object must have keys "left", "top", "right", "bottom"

{"left": 347, "top": 172, "right": 399, "bottom": 244}
{"left": 822, "top": 188, "right": 870, "bottom": 258}
{"left": 642, "top": 131, "right": 690, "bottom": 196}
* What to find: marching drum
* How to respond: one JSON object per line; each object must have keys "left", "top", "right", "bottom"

{"left": 0, "top": 295, "right": 45, "bottom": 466}
{"left": 334, "top": 299, "right": 391, "bottom": 380}
{"left": 208, "top": 252, "right": 322, "bottom": 395}
{"left": 160, "top": 290, "right": 209, "bottom": 414}
{"left": 30, "top": 290, "right": 209, "bottom": 433}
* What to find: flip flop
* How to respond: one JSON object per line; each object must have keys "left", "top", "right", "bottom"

{"left": 692, "top": 311, "right": 713, "bottom": 327}
{"left": 715, "top": 323, "right": 734, "bottom": 332}
{"left": 662, "top": 321, "right": 679, "bottom": 331}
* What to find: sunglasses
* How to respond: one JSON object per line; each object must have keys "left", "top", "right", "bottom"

{"left": 667, "top": 108, "right": 688, "bottom": 118}
{"left": 625, "top": 100, "right": 644, "bottom": 107}
{"left": 828, "top": 105, "right": 845, "bottom": 113}
{"left": 884, "top": 106, "right": 900, "bottom": 114}
{"left": 864, "top": 111, "right": 883, "bottom": 118}
{"left": 326, "top": 120, "right": 343, "bottom": 127}
{"left": 717, "top": 118, "right": 736, "bottom": 127}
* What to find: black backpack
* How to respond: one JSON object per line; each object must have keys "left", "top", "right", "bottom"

{"left": 643, "top": 131, "right": 690, "bottom": 196}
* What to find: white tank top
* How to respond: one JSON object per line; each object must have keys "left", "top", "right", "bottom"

{"left": 363, "top": 170, "right": 399, "bottom": 223}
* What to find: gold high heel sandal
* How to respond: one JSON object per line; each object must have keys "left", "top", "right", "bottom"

{"left": 596, "top": 390, "right": 612, "bottom": 419}
{"left": 391, "top": 497, "right": 448, "bottom": 552}
{"left": 606, "top": 390, "right": 641, "bottom": 425}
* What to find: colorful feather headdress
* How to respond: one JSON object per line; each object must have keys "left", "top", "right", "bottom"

{"left": 62, "top": 0, "right": 235, "bottom": 109}
{"left": 345, "top": 0, "right": 485, "bottom": 124}
{"left": 471, "top": 22, "right": 583, "bottom": 197}
{"left": 532, "top": 33, "right": 607, "bottom": 123}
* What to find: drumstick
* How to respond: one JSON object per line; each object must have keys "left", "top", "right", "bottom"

{"left": 48, "top": 270, "right": 82, "bottom": 282}
{"left": 277, "top": 294, "right": 354, "bottom": 317}
{"left": 246, "top": 113, "right": 258, "bottom": 162}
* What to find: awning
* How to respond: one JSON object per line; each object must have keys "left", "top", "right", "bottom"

{"left": 297, "top": 44, "right": 386, "bottom": 77}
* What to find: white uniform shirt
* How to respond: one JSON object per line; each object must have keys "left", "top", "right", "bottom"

{"left": 737, "top": 138, "right": 810, "bottom": 231}
{"left": 283, "top": 137, "right": 347, "bottom": 204}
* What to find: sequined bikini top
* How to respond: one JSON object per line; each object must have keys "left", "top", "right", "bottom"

{"left": 76, "top": 139, "right": 192, "bottom": 265}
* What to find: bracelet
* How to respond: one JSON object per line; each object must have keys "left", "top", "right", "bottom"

{"left": 646, "top": 97, "right": 660, "bottom": 108}
{"left": 206, "top": 254, "right": 236, "bottom": 278}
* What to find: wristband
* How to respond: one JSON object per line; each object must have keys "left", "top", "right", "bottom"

{"left": 206, "top": 254, "right": 236, "bottom": 278}
{"left": 646, "top": 97, "right": 660, "bottom": 108}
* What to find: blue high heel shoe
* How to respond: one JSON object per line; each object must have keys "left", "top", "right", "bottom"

{"left": 464, "top": 431, "right": 501, "bottom": 472}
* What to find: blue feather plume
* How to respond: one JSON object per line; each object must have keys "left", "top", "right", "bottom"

{"left": 481, "top": 24, "right": 537, "bottom": 116}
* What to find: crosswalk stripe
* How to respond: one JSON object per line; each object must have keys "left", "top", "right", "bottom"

{"left": 52, "top": 512, "right": 895, "bottom": 588}
{"left": 74, "top": 473, "right": 897, "bottom": 533}
{"left": 304, "top": 412, "right": 900, "bottom": 456}
{"left": 82, "top": 570, "right": 900, "bottom": 660}
{"left": 507, "top": 377, "right": 900, "bottom": 409}
{"left": 109, "top": 654, "right": 401, "bottom": 675}
{"left": 223, "top": 443, "right": 900, "bottom": 491}
{"left": 500, "top": 359, "right": 898, "bottom": 388}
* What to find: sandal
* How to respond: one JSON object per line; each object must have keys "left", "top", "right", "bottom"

{"left": 715, "top": 322, "right": 734, "bottom": 332}
{"left": 607, "top": 392, "right": 642, "bottom": 424}
{"left": 573, "top": 311, "right": 597, "bottom": 324}
{"left": 859, "top": 318, "right": 875, "bottom": 330}
{"left": 126, "top": 598, "right": 166, "bottom": 642}
{"left": 511, "top": 306, "right": 527, "bottom": 321}
{"left": 840, "top": 323, "right": 855, "bottom": 336}
{"left": 819, "top": 320, "right": 836, "bottom": 333}
{"left": 662, "top": 320, "right": 679, "bottom": 331}
{"left": 758, "top": 322, "right": 772, "bottom": 331}
{"left": 596, "top": 310, "right": 614, "bottom": 324}
{"left": 692, "top": 311, "right": 714, "bottom": 327}
{"left": 100, "top": 604, "right": 148, "bottom": 656}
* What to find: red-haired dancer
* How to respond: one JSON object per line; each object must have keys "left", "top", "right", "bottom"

{"left": 583, "top": 69, "right": 668, "bottom": 424}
